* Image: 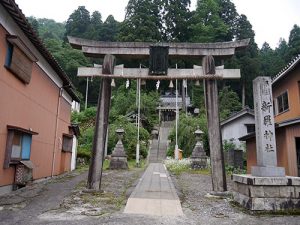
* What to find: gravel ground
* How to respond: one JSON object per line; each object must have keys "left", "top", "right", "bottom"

{"left": 170, "top": 172, "right": 300, "bottom": 225}
{"left": 0, "top": 167, "right": 300, "bottom": 225}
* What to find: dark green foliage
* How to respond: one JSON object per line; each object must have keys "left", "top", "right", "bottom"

{"left": 218, "top": 0, "right": 238, "bottom": 41}
{"left": 101, "top": 15, "right": 120, "bottom": 41}
{"left": 227, "top": 14, "right": 259, "bottom": 107}
{"left": 65, "top": 6, "right": 91, "bottom": 39}
{"left": 168, "top": 113, "right": 209, "bottom": 157}
{"left": 287, "top": 24, "right": 300, "bottom": 60}
{"left": 119, "top": 0, "right": 163, "bottom": 42}
{"left": 189, "top": 0, "right": 229, "bottom": 43}
{"left": 191, "top": 82, "right": 205, "bottom": 111}
{"left": 43, "top": 39, "right": 90, "bottom": 92}
{"left": 108, "top": 116, "right": 150, "bottom": 160}
{"left": 85, "top": 11, "right": 103, "bottom": 40}
{"left": 276, "top": 38, "right": 290, "bottom": 63}
{"left": 162, "top": 0, "right": 191, "bottom": 42}
{"left": 72, "top": 107, "right": 150, "bottom": 161}
{"left": 259, "top": 42, "right": 285, "bottom": 77}
{"left": 72, "top": 107, "right": 97, "bottom": 160}
{"left": 27, "top": 17, "right": 39, "bottom": 34}
{"left": 110, "top": 81, "right": 159, "bottom": 132}
{"left": 219, "top": 86, "right": 242, "bottom": 120}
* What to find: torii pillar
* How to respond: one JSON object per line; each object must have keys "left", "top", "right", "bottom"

{"left": 87, "top": 55, "right": 115, "bottom": 190}
{"left": 203, "top": 55, "right": 226, "bottom": 192}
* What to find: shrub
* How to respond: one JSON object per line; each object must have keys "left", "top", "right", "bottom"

{"left": 164, "top": 157, "right": 191, "bottom": 174}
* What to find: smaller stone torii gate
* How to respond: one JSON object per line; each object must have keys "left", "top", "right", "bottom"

{"left": 68, "top": 36, "right": 249, "bottom": 192}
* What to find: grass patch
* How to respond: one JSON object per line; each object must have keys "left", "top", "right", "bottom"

{"left": 75, "top": 164, "right": 89, "bottom": 173}
{"left": 164, "top": 158, "right": 210, "bottom": 175}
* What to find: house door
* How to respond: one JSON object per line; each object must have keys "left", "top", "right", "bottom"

{"left": 296, "top": 138, "right": 300, "bottom": 177}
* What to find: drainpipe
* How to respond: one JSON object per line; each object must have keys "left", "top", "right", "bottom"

{"left": 51, "top": 86, "right": 63, "bottom": 177}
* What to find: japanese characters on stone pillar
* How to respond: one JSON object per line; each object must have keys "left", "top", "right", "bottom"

{"left": 251, "top": 77, "right": 285, "bottom": 177}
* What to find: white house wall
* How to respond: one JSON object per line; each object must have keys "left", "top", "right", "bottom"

{"left": 221, "top": 114, "right": 255, "bottom": 150}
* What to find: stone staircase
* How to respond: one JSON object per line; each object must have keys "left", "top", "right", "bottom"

{"left": 148, "top": 121, "right": 173, "bottom": 163}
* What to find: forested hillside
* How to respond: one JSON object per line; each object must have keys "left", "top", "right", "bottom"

{"left": 27, "top": 0, "right": 300, "bottom": 159}
{"left": 28, "top": 0, "right": 300, "bottom": 109}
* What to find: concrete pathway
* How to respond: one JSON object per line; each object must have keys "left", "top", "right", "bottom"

{"left": 124, "top": 163, "right": 183, "bottom": 216}
{"left": 149, "top": 121, "right": 172, "bottom": 163}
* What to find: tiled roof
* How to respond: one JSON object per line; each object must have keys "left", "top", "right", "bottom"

{"left": 220, "top": 106, "right": 254, "bottom": 126}
{"left": 272, "top": 54, "right": 300, "bottom": 85}
{"left": 0, "top": 0, "right": 79, "bottom": 102}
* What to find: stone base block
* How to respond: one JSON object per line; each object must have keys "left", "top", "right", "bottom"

{"left": 109, "top": 157, "right": 128, "bottom": 169}
{"left": 251, "top": 166, "right": 285, "bottom": 177}
{"left": 191, "top": 158, "right": 207, "bottom": 169}
{"left": 232, "top": 174, "right": 300, "bottom": 211}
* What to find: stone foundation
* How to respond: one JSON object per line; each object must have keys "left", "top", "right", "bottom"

{"left": 232, "top": 174, "right": 300, "bottom": 211}
{"left": 109, "top": 157, "right": 128, "bottom": 170}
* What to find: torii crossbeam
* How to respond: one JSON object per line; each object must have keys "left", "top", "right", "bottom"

{"left": 68, "top": 36, "right": 250, "bottom": 192}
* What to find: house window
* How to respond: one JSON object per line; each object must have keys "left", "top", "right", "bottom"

{"left": 245, "top": 124, "right": 255, "bottom": 133}
{"left": 5, "top": 42, "right": 13, "bottom": 67}
{"left": 62, "top": 134, "right": 73, "bottom": 152}
{"left": 276, "top": 91, "right": 289, "bottom": 114}
{"left": 5, "top": 35, "right": 37, "bottom": 84}
{"left": 4, "top": 126, "right": 38, "bottom": 169}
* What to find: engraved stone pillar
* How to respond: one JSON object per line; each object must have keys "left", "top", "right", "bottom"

{"left": 251, "top": 77, "right": 285, "bottom": 177}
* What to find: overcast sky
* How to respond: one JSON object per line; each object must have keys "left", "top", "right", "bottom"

{"left": 15, "top": 0, "right": 300, "bottom": 49}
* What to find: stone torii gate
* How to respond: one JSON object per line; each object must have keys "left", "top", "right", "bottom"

{"left": 68, "top": 36, "right": 249, "bottom": 192}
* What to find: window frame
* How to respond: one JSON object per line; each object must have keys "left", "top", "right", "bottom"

{"left": 4, "top": 35, "right": 38, "bottom": 84}
{"left": 62, "top": 133, "right": 73, "bottom": 153}
{"left": 4, "top": 125, "right": 38, "bottom": 169}
{"left": 276, "top": 90, "right": 289, "bottom": 115}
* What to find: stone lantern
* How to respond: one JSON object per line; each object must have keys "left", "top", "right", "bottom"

{"left": 191, "top": 127, "right": 208, "bottom": 169}
{"left": 109, "top": 128, "right": 128, "bottom": 169}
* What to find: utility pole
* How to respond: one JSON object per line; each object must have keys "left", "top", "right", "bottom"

{"left": 85, "top": 77, "right": 89, "bottom": 110}
{"left": 175, "top": 64, "right": 179, "bottom": 160}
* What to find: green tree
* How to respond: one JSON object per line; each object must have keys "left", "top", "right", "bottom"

{"left": 287, "top": 24, "right": 300, "bottom": 60}
{"left": 168, "top": 113, "right": 209, "bottom": 157}
{"left": 65, "top": 6, "right": 91, "bottom": 38}
{"left": 108, "top": 116, "right": 150, "bottom": 160}
{"left": 101, "top": 15, "right": 120, "bottom": 41}
{"left": 119, "top": 0, "right": 163, "bottom": 42}
{"left": 234, "top": 14, "right": 259, "bottom": 107}
{"left": 219, "top": 86, "right": 242, "bottom": 120}
{"left": 86, "top": 11, "right": 103, "bottom": 40}
{"left": 218, "top": 0, "right": 239, "bottom": 41}
{"left": 259, "top": 42, "right": 285, "bottom": 77}
{"left": 37, "top": 18, "right": 65, "bottom": 40}
{"left": 275, "top": 38, "right": 289, "bottom": 63}
{"left": 189, "top": 0, "right": 229, "bottom": 42}
{"left": 162, "top": 0, "right": 191, "bottom": 42}
{"left": 27, "top": 16, "right": 39, "bottom": 34}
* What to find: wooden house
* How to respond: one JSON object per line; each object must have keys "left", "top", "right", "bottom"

{"left": 241, "top": 54, "right": 300, "bottom": 176}
{"left": 221, "top": 106, "right": 255, "bottom": 151}
{"left": 0, "top": 0, "right": 80, "bottom": 194}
